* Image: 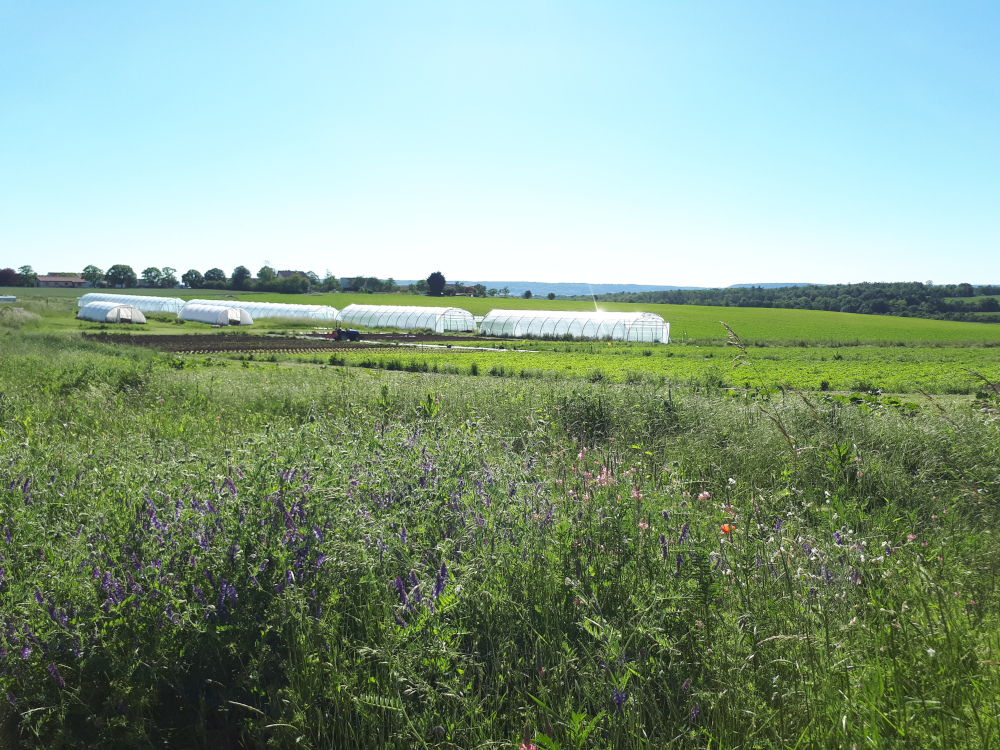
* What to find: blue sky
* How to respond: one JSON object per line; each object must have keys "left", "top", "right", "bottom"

{"left": 1, "top": 1, "right": 997, "bottom": 286}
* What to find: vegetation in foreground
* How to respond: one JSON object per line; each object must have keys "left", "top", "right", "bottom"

{"left": 0, "top": 331, "right": 999, "bottom": 748}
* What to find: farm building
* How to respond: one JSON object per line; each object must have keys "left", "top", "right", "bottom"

{"left": 337, "top": 304, "right": 475, "bottom": 333}
{"left": 185, "top": 299, "right": 339, "bottom": 321}
{"left": 77, "top": 301, "right": 147, "bottom": 324}
{"left": 38, "top": 273, "right": 87, "bottom": 288}
{"left": 78, "top": 293, "right": 185, "bottom": 314}
{"left": 479, "top": 310, "right": 669, "bottom": 342}
{"left": 179, "top": 303, "right": 254, "bottom": 326}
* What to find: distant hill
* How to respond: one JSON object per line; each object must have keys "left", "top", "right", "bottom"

{"left": 396, "top": 281, "right": 703, "bottom": 296}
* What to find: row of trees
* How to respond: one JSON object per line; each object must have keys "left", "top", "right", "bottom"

{"left": 4, "top": 264, "right": 558, "bottom": 301}
{"left": 72, "top": 265, "right": 342, "bottom": 294}
{"left": 424, "top": 272, "right": 518, "bottom": 298}
{"left": 0, "top": 266, "right": 39, "bottom": 287}
{"left": 594, "top": 282, "right": 1000, "bottom": 322}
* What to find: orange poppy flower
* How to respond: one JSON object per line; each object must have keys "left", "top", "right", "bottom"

{"left": 720, "top": 524, "right": 734, "bottom": 534}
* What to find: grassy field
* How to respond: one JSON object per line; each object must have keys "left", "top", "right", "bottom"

{"left": 7, "top": 286, "right": 1000, "bottom": 343}
{"left": 1, "top": 331, "right": 999, "bottom": 748}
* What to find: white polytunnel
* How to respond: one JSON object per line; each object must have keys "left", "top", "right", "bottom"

{"left": 77, "top": 301, "right": 147, "bottom": 324}
{"left": 337, "top": 304, "right": 475, "bottom": 333}
{"left": 178, "top": 303, "right": 254, "bottom": 326}
{"left": 77, "top": 293, "right": 185, "bottom": 314}
{"left": 479, "top": 310, "right": 669, "bottom": 342}
{"left": 184, "top": 299, "right": 339, "bottom": 320}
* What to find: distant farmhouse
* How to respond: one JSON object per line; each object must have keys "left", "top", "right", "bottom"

{"left": 37, "top": 273, "right": 87, "bottom": 288}
{"left": 276, "top": 270, "right": 310, "bottom": 279}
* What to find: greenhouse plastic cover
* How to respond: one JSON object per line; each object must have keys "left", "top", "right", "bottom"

{"left": 178, "top": 303, "right": 254, "bottom": 326}
{"left": 77, "top": 293, "right": 185, "bottom": 314}
{"left": 479, "top": 310, "right": 669, "bottom": 342}
{"left": 337, "top": 304, "right": 475, "bottom": 333}
{"left": 185, "top": 299, "right": 339, "bottom": 320}
{"left": 77, "top": 301, "right": 147, "bottom": 324}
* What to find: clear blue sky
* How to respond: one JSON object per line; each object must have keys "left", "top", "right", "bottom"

{"left": 1, "top": 1, "right": 997, "bottom": 286}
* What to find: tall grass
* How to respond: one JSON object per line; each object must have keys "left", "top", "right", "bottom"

{"left": 0, "top": 332, "right": 998, "bottom": 748}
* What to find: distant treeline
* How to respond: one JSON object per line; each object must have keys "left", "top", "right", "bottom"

{"left": 593, "top": 282, "right": 1000, "bottom": 323}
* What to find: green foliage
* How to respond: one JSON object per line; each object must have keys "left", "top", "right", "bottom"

{"left": 105, "top": 264, "right": 137, "bottom": 288}
{"left": 427, "top": 271, "right": 446, "bottom": 296}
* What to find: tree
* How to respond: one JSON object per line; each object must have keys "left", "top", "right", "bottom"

{"left": 160, "top": 267, "right": 178, "bottom": 288}
{"left": 522, "top": 290, "right": 532, "bottom": 299}
{"left": 306, "top": 271, "right": 321, "bottom": 289}
{"left": 106, "top": 264, "right": 137, "bottom": 288}
{"left": 427, "top": 271, "right": 446, "bottom": 296}
{"left": 321, "top": 273, "right": 342, "bottom": 292}
{"left": 258, "top": 266, "right": 277, "bottom": 284}
{"left": 501, "top": 286, "right": 510, "bottom": 298}
{"left": 0, "top": 268, "right": 19, "bottom": 286}
{"left": 81, "top": 265, "right": 104, "bottom": 287}
{"left": 231, "top": 266, "right": 252, "bottom": 290}
{"left": 141, "top": 267, "right": 162, "bottom": 287}
{"left": 487, "top": 288, "right": 498, "bottom": 297}
{"left": 181, "top": 269, "right": 203, "bottom": 288}
{"left": 414, "top": 279, "right": 429, "bottom": 294}
{"left": 17, "top": 265, "right": 38, "bottom": 287}
{"left": 204, "top": 268, "right": 227, "bottom": 283}
{"left": 473, "top": 284, "right": 487, "bottom": 297}
{"left": 547, "top": 292, "right": 555, "bottom": 300}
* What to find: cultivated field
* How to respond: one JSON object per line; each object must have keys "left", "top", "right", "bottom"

{"left": 2, "top": 292, "right": 1000, "bottom": 748}
{"left": 8, "top": 286, "right": 1000, "bottom": 343}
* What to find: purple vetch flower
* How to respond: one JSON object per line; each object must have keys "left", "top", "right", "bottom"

{"left": 676, "top": 553, "right": 683, "bottom": 576}
{"left": 681, "top": 678, "right": 692, "bottom": 692}
{"left": 393, "top": 612, "right": 407, "bottom": 628}
{"left": 400, "top": 526, "right": 408, "bottom": 545}
{"left": 690, "top": 705, "right": 700, "bottom": 721}
{"left": 611, "top": 687, "right": 626, "bottom": 712}
{"left": 678, "top": 523, "right": 690, "bottom": 544}
{"left": 394, "top": 578, "right": 407, "bottom": 606}
{"left": 802, "top": 542, "right": 812, "bottom": 555}
{"left": 48, "top": 664, "right": 65, "bottom": 688}
{"left": 660, "top": 534, "right": 668, "bottom": 560}
{"left": 433, "top": 562, "right": 447, "bottom": 599}
{"left": 20, "top": 646, "right": 30, "bottom": 659}
{"left": 409, "top": 572, "right": 422, "bottom": 605}
{"left": 775, "top": 517, "right": 783, "bottom": 535}
{"left": 34, "top": 589, "right": 44, "bottom": 606}
{"left": 661, "top": 509, "right": 669, "bottom": 521}
{"left": 834, "top": 531, "right": 842, "bottom": 545}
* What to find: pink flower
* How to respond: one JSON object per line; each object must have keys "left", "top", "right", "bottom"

{"left": 638, "top": 520, "right": 649, "bottom": 531}
{"left": 697, "top": 491, "right": 711, "bottom": 501}
{"left": 907, "top": 534, "right": 917, "bottom": 540}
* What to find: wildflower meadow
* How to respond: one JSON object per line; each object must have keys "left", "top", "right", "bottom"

{"left": 0, "top": 330, "right": 998, "bottom": 748}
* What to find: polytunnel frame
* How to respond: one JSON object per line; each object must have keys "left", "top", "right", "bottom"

{"left": 184, "top": 298, "right": 339, "bottom": 321}
{"left": 337, "top": 304, "right": 475, "bottom": 333}
{"left": 178, "top": 303, "right": 254, "bottom": 326}
{"left": 479, "top": 310, "right": 669, "bottom": 342}
{"left": 77, "top": 301, "right": 147, "bottom": 324}
{"left": 77, "top": 293, "right": 185, "bottom": 314}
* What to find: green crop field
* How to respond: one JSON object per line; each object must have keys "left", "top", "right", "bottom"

{"left": 8, "top": 286, "right": 1000, "bottom": 343}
